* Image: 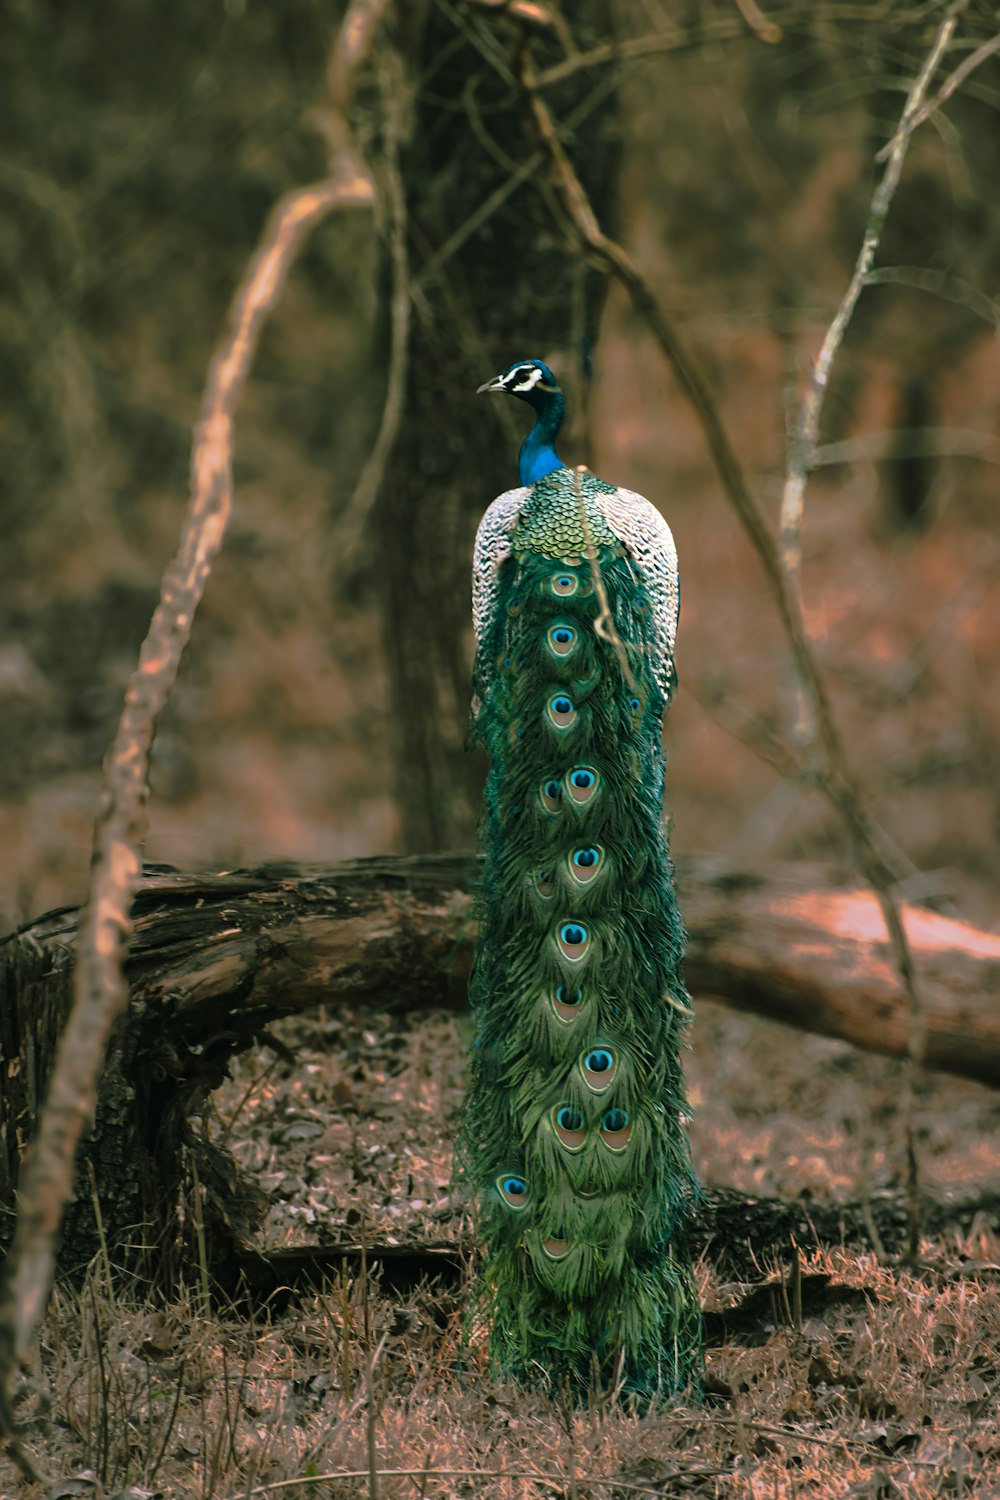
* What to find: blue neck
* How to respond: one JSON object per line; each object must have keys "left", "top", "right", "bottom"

{"left": 518, "top": 395, "right": 566, "bottom": 486}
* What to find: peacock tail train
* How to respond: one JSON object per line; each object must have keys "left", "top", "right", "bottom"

{"left": 461, "top": 360, "right": 701, "bottom": 1401}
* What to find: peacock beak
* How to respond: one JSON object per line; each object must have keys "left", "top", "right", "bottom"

{"left": 476, "top": 374, "right": 507, "bottom": 394}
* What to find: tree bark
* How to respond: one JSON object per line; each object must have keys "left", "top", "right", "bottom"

{"left": 366, "top": 3, "right": 621, "bottom": 851}
{"left": 2, "top": 855, "right": 998, "bottom": 1275}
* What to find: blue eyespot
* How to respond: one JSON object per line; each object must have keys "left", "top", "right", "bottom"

{"left": 566, "top": 766, "right": 599, "bottom": 804}
{"left": 629, "top": 696, "right": 642, "bottom": 712}
{"left": 551, "top": 1105, "right": 587, "bottom": 1152}
{"left": 601, "top": 1108, "right": 629, "bottom": 1133}
{"left": 547, "top": 623, "right": 577, "bottom": 659}
{"left": 569, "top": 844, "right": 604, "bottom": 884}
{"left": 580, "top": 1047, "right": 617, "bottom": 1091}
{"left": 557, "top": 921, "right": 590, "bottom": 962}
{"left": 498, "top": 1174, "right": 529, "bottom": 1209}
{"left": 548, "top": 694, "right": 576, "bottom": 730}
{"left": 556, "top": 1106, "right": 585, "bottom": 1132}
{"left": 551, "top": 573, "right": 579, "bottom": 598}
{"left": 551, "top": 984, "right": 584, "bottom": 1020}
{"left": 540, "top": 777, "right": 563, "bottom": 814}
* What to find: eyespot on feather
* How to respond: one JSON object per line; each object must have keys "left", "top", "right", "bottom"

{"left": 547, "top": 694, "right": 576, "bottom": 730}
{"left": 550, "top": 572, "right": 579, "bottom": 598}
{"left": 565, "top": 766, "right": 599, "bottom": 804}
{"left": 551, "top": 983, "right": 583, "bottom": 1021}
{"left": 568, "top": 845, "right": 604, "bottom": 884}
{"left": 539, "top": 777, "right": 563, "bottom": 814}
{"left": 557, "top": 921, "right": 589, "bottom": 962}
{"left": 533, "top": 869, "right": 555, "bottom": 900}
{"left": 580, "top": 1046, "right": 617, "bottom": 1091}
{"left": 542, "top": 1235, "right": 573, "bottom": 1259}
{"left": 599, "top": 1107, "right": 632, "bottom": 1150}
{"left": 497, "top": 1175, "right": 529, "bottom": 1210}
{"left": 546, "top": 623, "right": 577, "bottom": 658}
{"left": 551, "top": 1104, "right": 587, "bottom": 1151}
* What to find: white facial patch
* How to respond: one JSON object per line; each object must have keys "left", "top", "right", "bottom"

{"left": 508, "top": 365, "right": 543, "bottom": 393}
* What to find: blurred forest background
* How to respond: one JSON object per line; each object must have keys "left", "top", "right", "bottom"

{"left": 2, "top": 0, "right": 999, "bottom": 937}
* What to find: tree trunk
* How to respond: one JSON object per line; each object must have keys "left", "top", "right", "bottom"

{"left": 367, "top": 3, "right": 621, "bottom": 851}
{"left": 2, "top": 855, "right": 997, "bottom": 1276}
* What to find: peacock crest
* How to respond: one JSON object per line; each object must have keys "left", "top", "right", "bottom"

{"left": 460, "top": 359, "right": 701, "bottom": 1400}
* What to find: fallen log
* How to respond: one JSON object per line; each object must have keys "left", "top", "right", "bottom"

{"left": 232, "top": 1185, "right": 1000, "bottom": 1303}
{"left": 1, "top": 855, "right": 997, "bottom": 1274}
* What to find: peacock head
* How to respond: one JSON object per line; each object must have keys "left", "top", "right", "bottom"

{"left": 477, "top": 358, "right": 563, "bottom": 412}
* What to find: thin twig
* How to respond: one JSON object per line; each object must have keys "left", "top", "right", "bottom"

{"left": 572, "top": 467, "right": 638, "bottom": 693}
{"left": 876, "top": 20, "right": 998, "bottom": 160}
{"left": 779, "top": 6, "right": 960, "bottom": 602}
{"left": 0, "top": 0, "right": 386, "bottom": 1465}
{"left": 776, "top": 6, "right": 962, "bottom": 1262}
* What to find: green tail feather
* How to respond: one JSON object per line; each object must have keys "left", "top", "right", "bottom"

{"left": 460, "top": 469, "right": 701, "bottom": 1400}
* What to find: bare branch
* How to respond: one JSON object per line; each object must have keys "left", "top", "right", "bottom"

{"left": 779, "top": 7, "right": 960, "bottom": 599}
{"left": 0, "top": 0, "right": 387, "bottom": 1459}
{"left": 876, "top": 25, "right": 1000, "bottom": 160}
{"left": 775, "top": 5, "right": 964, "bottom": 1259}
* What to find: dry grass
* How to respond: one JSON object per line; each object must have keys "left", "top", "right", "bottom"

{"left": 3, "top": 1004, "right": 999, "bottom": 1498}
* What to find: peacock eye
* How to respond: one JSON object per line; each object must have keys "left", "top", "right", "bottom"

{"left": 551, "top": 983, "right": 583, "bottom": 1020}
{"left": 551, "top": 573, "right": 579, "bottom": 598}
{"left": 569, "top": 846, "right": 604, "bottom": 884}
{"left": 600, "top": 1107, "right": 632, "bottom": 1149}
{"left": 547, "top": 694, "right": 576, "bottom": 730}
{"left": 547, "top": 624, "right": 577, "bottom": 658}
{"left": 556, "top": 1105, "right": 585, "bottom": 1131}
{"left": 557, "top": 921, "right": 590, "bottom": 961}
{"left": 533, "top": 868, "right": 554, "bottom": 899}
{"left": 551, "top": 1103, "right": 587, "bottom": 1151}
{"left": 540, "top": 777, "right": 563, "bottom": 813}
{"left": 498, "top": 1175, "right": 529, "bottom": 1209}
{"left": 580, "top": 1047, "right": 617, "bottom": 1091}
{"left": 542, "top": 1235, "right": 573, "bottom": 1259}
{"left": 566, "top": 766, "right": 599, "bottom": 804}
{"left": 629, "top": 696, "right": 643, "bottom": 713}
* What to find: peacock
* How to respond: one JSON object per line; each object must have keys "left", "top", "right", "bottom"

{"left": 461, "top": 357, "right": 701, "bottom": 1400}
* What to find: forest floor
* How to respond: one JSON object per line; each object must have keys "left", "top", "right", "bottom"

{"left": 2, "top": 1001, "right": 999, "bottom": 1500}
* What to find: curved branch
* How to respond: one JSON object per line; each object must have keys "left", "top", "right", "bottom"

{"left": 0, "top": 0, "right": 387, "bottom": 1465}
